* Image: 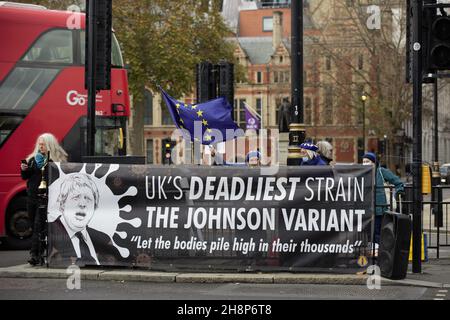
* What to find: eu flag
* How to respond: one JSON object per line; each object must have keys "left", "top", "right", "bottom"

{"left": 160, "top": 88, "right": 242, "bottom": 145}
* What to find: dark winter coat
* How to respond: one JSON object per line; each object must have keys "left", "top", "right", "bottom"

{"left": 20, "top": 157, "right": 47, "bottom": 200}
{"left": 375, "top": 166, "right": 404, "bottom": 216}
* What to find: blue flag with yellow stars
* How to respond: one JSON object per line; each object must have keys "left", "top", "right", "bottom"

{"left": 160, "top": 87, "right": 242, "bottom": 145}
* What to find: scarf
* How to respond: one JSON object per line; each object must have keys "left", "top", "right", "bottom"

{"left": 35, "top": 152, "right": 47, "bottom": 169}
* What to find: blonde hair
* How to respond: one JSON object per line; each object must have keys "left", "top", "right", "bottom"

{"left": 317, "top": 140, "right": 333, "bottom": 160}
{"left": 305, "top": 149, "right": 316, "bottom": 159}
{"left": 27, "top": 133, "right": 68, "bottom": 162}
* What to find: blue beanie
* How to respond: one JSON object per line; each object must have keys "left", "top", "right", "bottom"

{"left": 363, "top": 152, "right": 377, "bottom": 163}
{"left": 246, "top": 151, "right": 261, "bottom": 163}
{"left": 299, "top": 142, "right": 318, "bottom": 152}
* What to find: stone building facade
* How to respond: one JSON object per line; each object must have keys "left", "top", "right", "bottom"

{"left": 140, "top": 0, "right": 450, "bottom": 167}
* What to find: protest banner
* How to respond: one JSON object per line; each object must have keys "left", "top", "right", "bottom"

{"left": 47, "top": 163, "right": 374, "bottom": 272}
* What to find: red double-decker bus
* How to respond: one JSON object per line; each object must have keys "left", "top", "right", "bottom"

{"left": 0, "top": 2, "right": 130, "bottom": 248}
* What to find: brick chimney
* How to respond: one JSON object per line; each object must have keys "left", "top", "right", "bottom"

{"left": 272, "top": 11, "right": 283, "bottom": 49}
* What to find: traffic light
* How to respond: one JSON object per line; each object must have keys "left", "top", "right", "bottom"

{"left": 423, "top": 1, "right": 450, "bottom": 74}
{"left": 406, "top": 0, "right": 432, "bottom": 82}
{"left": 85, "top": 0, "right": 112, "bottom": 90}
{"left": 427, "top": 11, "right": 450, "bottom": 70}
{"left": 217, "top": 60, "right": 234, "bottom": 111}
{"left": 162, "top": 139, "right": 176, "bottom": 165}
{"left": 406, "top": 0, "right": 412, "bottom": 83}
{"left": 165, "top": 143, "right": 171, "bottom": 164}
{"left": 196, "top": 60, "right": 235, "bottom": 119}
{"left": 196, "top": 61, "right": 216, "bottom": 103}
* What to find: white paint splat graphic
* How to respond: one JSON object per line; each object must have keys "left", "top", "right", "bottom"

{"left": 47, "top": 163, "right": 140, "bottom": 258}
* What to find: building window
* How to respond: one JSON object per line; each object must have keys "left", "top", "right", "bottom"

{"left": 356, "top": 84, "right": 365, "bottom": 125}
{"left": 304, "top": 97, "right": 312, "bottom": 124}
{"left": 261, "top": 0, "right": 291, "bottom": 7}
{"left": 280, "top": 56, "right": 283, "bottom": 63}
{"left": 161, "top": 99, "right": 172, "bottom": 125}
{"left": 144, "top": 89, "right": 153, "bottom": 126}
{"left": 146, "top": 139, "right": 154, "bottom": 164}
{"left": 273, "top": 70, "right": 290, "bottom": 83}
{"left": 358, "top": 55, "right": 364, "bottom": 70}
{"left": 263, "top": 17, "right": 273, "bottom": 32}
{"left": 324, "top": 86, "right": 333, "bottom": 125}
{"left": 357, "top": 137, "right": 364, "bottom": 161}
{"left": 239, "top": 99, "right": 246, "bottom": 129}
{"left": 256, "top": 71, "right": 262, "bottom": 84}
{"left": 235, "top": 99, "right": 247, "bottom": 129}
{"left": 256, "top": 98, "right": 262, "bottom": 117}
{"left": 273, "top": 71, "right": 279, "bottom": 83}
{"left": 326, "top": 56, "right": 332, "bottom": 71}
{"left": 283, "top": 71, "right": 290, "bottom": 83}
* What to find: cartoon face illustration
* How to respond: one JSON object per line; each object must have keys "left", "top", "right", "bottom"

{"left": 49, "top": 164, "right": 141, "bottom": 260}
{"left": 62, "top": 185, "right": 96, "bottom": 230}
{"left": 57, "top": 173, "right": 99, "bottom": 232}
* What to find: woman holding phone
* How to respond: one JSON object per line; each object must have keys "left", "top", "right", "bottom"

{"left": 20, "top": 133, "right": 67, "bottom": 265}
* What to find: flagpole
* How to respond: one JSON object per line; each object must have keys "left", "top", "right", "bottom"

{"left": 244, "top": 102, "right": 261, "bottom": 119}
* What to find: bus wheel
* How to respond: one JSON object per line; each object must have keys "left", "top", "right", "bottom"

{"left": 5, "top": 197, "right": 32, "bottom": 250}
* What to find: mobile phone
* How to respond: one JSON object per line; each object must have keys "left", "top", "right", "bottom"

{"left": 21, "top": 159, "right": 27, "bottom": 164}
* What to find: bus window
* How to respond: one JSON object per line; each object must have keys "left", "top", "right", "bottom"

{"left": 22, "top": 29, "right": 73, "bottom": 64}
{"left": 111, "top": 34, "right": 124, "bottom": 67}
{"left": 96, "top": 126, "right": 120, "bottom": 156}
{"left": 0, "top": 115, "right": 24, "bottom": 145}
{"left": 80, "top": 31, "right": 124, "bottom": 67}
{"left": 94, "top": 117, "right": 126, "bottom": 156}
{"left": 0, "top": 67, "right": 59, "bottom": 111}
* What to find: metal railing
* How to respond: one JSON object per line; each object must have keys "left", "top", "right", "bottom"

{"left": 377, "top": 183, "right": 450, "bottom": 259}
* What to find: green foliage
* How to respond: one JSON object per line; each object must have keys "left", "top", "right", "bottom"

{"left": 113, "top": 0, "right": 235, "bottom": 101}
{"left": 13, "top": 0, "right": 235, "bottom": 102}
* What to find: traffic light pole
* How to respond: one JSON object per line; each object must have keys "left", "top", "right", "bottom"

{"left": 287, "top": 0, "right": 305, "bottom": 165}
{"left": 86, "top": 0, "right": 97, "bottom": 157}
{"left": 412, "top": 0, "right": 423, "bottom": 273}
{"left": 433, "top": 78, "right": 439, "bottom": 163}
{"left": 420, "top": 0, "right": 450, "bottom": 262}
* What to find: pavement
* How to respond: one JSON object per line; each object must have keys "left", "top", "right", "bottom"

{"left": 1, "top": 196, "right": 449, "bottom": 290}
{"left": 1, "top": 254, "right": 449, "bottom": 289}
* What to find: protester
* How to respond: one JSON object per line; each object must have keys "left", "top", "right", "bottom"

{"left": 207, "top": 145, "right": 225, "bottom": 166}
{"left": 362, "top": 152, "right": 405, "bottom": 246}
{"left": 209, "top": 145, "right": 251, "bottom": 167}
{"left": 245, "top": 150, "right": 262, "bottom": 167}
{"left": 316, "top": 140, "right": 333, "bottom": 165}
{"left": 21, "top": 133, "right": 67, "bottom": 266}
{"left": 299, "top": 142, "right": 327, "bottom": 166}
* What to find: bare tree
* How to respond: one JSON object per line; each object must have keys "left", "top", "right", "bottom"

{"left": 307, "top": 0, "right": 422, "bottom": 167}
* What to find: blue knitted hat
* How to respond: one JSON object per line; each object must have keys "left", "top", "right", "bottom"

{"left": 363, "top": 152, "right": 377, "bottom": 163}
{"left": 299, "top": 142, "right": 319, "bottom": 152}
{"left": 245, "top": 151, "right": 261, "bottom": 163}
